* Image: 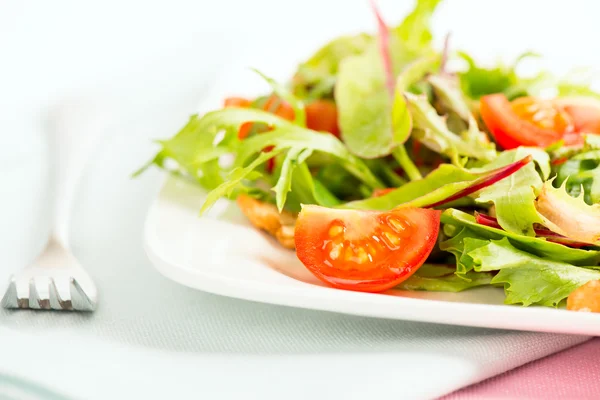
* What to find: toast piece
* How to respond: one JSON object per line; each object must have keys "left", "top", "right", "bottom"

{"left": 236, "top": 195, "right": 297, "bottom": 249}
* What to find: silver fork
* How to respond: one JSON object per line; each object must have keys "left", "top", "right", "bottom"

{"left": 1, "top": 100, "right": 102, "bottom": 311}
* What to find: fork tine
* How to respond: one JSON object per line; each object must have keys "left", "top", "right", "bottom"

{"left": 28, "top": 279, "right": 40, "bottom": 310}
{"left": 1, "top": 277, "right": 18, "bottom": 309}
{"left": 49, "top": 278, "right": 62, "bottom": 310}
{"left": 70, "top": 278, "right": 95, "bottom": 311}
{"left": 36, "top": 278, "right": 51, "bottom": 310}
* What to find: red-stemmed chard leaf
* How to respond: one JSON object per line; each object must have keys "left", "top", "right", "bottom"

{"left": 475, "top": 213, "right": 590, "bottom": 249}
{"left": 369, "top": 0, "right": 394, "bottom": 96}
{"left": 422, "top": 155, "right": 532, "bottom": 209}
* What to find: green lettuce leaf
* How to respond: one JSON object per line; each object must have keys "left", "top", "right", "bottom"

{"left": 473, "top": 148, "right": 549, "bottom": 235}
{"left": 335, "top": 45, "right": 394, "bottom": 158}
{"left": 393, "top": 0, "right": 442, "bottom": 59}
{"left": 555, "top": 158, "right": 600, "bottom": 205}
{"left": 292, "top": 34, "right": 373, "bottom": 100}
{"left": 398, "top": 264, "right": 494, "bottom": 292}
{"left": 405, "top": 92, "right": 496, "bottom": 160}
{"left": 468, "top": 238, "right": 600, "bottom": 306}
{"left": 441, "top": 208, "right": 600, "bottom": 266}
{"left": 440, "top": 227, "right": 489, "bottom": 275}
{"left": 335, "top": 0, "right": 442, "bottom": 159}
{"left": 458, "top": 51, "right": 550, "bottom": 100}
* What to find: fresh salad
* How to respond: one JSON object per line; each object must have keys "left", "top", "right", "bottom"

{"left": 138, "top": 0, "right": 600, "bottom": 312}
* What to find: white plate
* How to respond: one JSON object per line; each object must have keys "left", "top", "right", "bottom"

{"left": 145, "top": 175, "right": 600, "bottom": 335}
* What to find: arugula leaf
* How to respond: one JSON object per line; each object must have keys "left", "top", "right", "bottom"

{"left": 405, "top": 92, "right": 496, "bottom": 160}
{"left": 441, "top": 209, "right": 600, "bottom": 265}
{"left": 252, "top": 69, "right": 306, "bottom": 126}
{"left": 273, "top": 148, "right": 313, "bottom": 211}
{"left": 200, "top": 149, "right": 284, "bottom": 214}
{"left": 473, "top": 148, "right": 548, "bottom": 236}
{"left": 398, "top": 264, "right": 494, "bottom": 292}
{"left": 236, "top": 128, "right": 383, "bottom": 190}
{"left": 469, "top": 238, "right": 600, "bottom": 306}
{"left": 285, "top": 163, "right": 341, "bottom": 212}
{"left": 293, "top": 34, "right": 373, "bottom": 100}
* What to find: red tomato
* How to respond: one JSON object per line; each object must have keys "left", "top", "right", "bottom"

{"left": 305, "top": 100, "right": 340, "bottom": 137}
{"left": 480, "top": 94, "right": 576, "bottom": 149}
{"left": 263, "top": 95, "right": 296, "bottom": 121}
{"left": 224, "top": 97, "right": 252, "bottom": 108}
{"left": 294, "top": 205, "right": 441, "bottom": 293}
{"left": 555, "top": 97, "right": 600, "bottom": 134}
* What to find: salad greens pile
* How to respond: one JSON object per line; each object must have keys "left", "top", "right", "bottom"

{"left": 139, "top": 0, "right": 600, "bottom": 308}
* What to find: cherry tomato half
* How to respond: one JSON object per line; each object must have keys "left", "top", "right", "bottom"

{"left": 555, "top": 96, "right": 600, "bottom": 134}
{"left": 294, "top": 205, "right": 440, "bottom": 293}
{"left": 305, "top": 100, "right": 340, "bottom": 137}
{"left": 480, "top": 94, "right": 576, "bottom": 149}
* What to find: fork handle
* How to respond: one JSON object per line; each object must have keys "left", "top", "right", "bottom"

{"left": 50, "top": 100, "right": 108, "bottom": 247}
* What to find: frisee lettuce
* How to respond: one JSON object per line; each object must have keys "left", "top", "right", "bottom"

{"left": 469, "top": 238, "right": 600, "bottom": 306}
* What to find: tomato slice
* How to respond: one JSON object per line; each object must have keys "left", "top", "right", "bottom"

{"left": 305, "top": 100, "right": 340, "bottom": 137}
{"left": 294, "top": 205, "right": 441, "bottom": 292}
{"left": 480, "top": 94, "right": 575, "bottom": 149}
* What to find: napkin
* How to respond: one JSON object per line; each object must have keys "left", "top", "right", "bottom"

{"left": 0, "top": 73, "right": 591, "bottom": 400}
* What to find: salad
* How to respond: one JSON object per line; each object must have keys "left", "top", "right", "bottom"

{"left": 138, "top": 0, "right": 600, "bottom": 312}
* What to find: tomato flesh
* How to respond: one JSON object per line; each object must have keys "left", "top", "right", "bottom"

{"left": 295, "top": 205, "right": 440, "bottom": 292}
{"left": 510, "top": 97, "right": 574, "bottom": 134}
{"left": 556, "top": 97, "right": 600, "bottom": 134}
{"left": 224, "top": 97, "right": 252, "bottom": 108}
{"left": 305, "top": 100, "right": 340, "bottom": 137}
{"left": 481, "top": 94, "right": 575, "bottom": 149}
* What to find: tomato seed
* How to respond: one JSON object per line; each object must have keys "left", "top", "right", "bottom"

{"left": 328, "top": 224, "right": 344, "bottom": 238}
{"left": 387, "top": 217, "right": 406, "bottom": 233}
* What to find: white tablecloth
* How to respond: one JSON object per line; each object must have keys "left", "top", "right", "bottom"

{"left": 1, "top": 1, "right": 598, "bottom": 399}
